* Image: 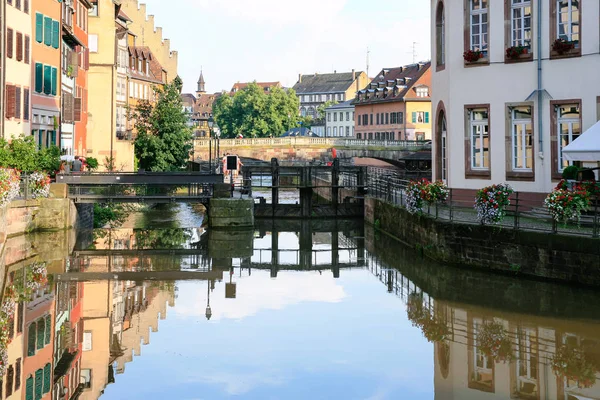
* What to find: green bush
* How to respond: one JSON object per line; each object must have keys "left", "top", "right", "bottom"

{"left": 562, "top": 165, "right": 580, "bottom": 180}
{"left": 0, "top": 135, "right": 61, "bottom": 174}
{"left": 86, "top": 157, "right": 99, "bottom": 171}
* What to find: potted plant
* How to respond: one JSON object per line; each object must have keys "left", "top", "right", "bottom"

{"left": 552, "top": 38, "right": 576, "bottom": 55}
{"left": 0, "top": 168, "right": 21, "bottom": 207}
{"left": 474, "top": 183, "right": 514, "bottom": 224}
{"left": 406, "top": 179, "right": 449, "bottom": 215}
{"left": 552, "top": 343, "right": 597, "bottom": 388}
{"left": 506, "top": 45, "right": 528, "bottom": 59}
{"left": 562, "top": 165, "right": 580, "bottom": 189}
{"left": 463, "top": 50, "right": 484, "bottom": 63}
{"left": 544, "top": 186, "right": 590, "bottom": 225}
{"left": 27, "top": 171, "right": 51, "bottom": 199}
{"left": 477, "top": 321, "right": 514, "bottom": 363}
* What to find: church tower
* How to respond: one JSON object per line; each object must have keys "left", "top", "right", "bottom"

{"left": 196, "top": 70, "right": 206, "bottom": 96}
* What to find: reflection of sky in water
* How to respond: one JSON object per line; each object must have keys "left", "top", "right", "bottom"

{"left": 101, "top": 269, "right": 433, "bottom": 400}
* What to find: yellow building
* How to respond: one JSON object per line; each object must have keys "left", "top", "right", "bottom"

{"left": 119, "top": 0, "right": 178, "bottom": 83}
{"left": 86, "top": 1, "right": 134, "bottom": 171}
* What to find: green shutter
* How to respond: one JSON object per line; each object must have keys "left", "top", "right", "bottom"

{"left": 35, "top": 63, "right": 43, "bottom": 93}
{"left": 52, "top": 20, "right": 59, "bottom": 49}
{"left": 35, "top": 13, "right": 43, "bottom": 43}
{"left": 34, "top": 369, "right": 43, "bottom": 400}
{"left": 425, "top": 112, "right": 430, "bottom": 124}
{"left": 44, "top": 315, "right": 51, "bottom": 345}
{"left": 50, "top": 131, "right": 57, "bottom": 146}
{"left": 412, "top": 112, "right": 417, "bottom": 123}
{"left": 27, "top": 323, "right": 36, "bottom": 356}
{"left": 51, "top": 67, "right": 57, "bottom": 96}
{"left": 43, "top": 17, "right": 52, "bottom": 46}
{"left": 36, "top": 318, "right": 45, "bottom": 350}
{"left": 25, "top": 376, "right": 34, "bottom": 400}
{"left": 42, "top": 364, "right": 51, "bottom": 393}
{"left": 43, "top": 65, "right": 51, "bottom": 94}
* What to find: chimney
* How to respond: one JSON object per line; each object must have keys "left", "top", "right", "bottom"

{"left": 352, "top": 69, "right": 356, "bottom": 80}
{"left": 298, "top": 73, "right": 302, "bottom": 83}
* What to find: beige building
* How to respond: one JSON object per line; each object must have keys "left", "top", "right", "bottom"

{"left": 86, "top": 1, "right": 134, "bottom": 171}
{"left": 119, "top": 0, "right": 178, "bottom": 83}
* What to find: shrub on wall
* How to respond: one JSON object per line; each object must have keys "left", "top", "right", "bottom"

{"left": 474, "top": 184, "right": 513, "bottom": 224}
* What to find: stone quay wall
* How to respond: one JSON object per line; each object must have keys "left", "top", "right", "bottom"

{"left": 365, "top": 197, "right": 600, "bottom": 287}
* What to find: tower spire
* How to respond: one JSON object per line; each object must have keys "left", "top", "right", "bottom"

{"left": 197, "top": 68, "right": 206, "bottom": 94}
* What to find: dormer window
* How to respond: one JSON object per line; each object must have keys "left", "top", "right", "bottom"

{"left": 416, "top": 87, "right": 429, "bottom": 98}
{"left": 138, "top": 59, "right": 142, "bottom": 72}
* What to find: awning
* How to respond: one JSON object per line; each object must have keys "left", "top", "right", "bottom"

{"left": 563, "top": 120, "right": 600, "bottom": 162}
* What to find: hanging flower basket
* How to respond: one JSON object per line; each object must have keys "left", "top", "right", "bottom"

{"left": 406, "top": 179, "right": 449, "bottom": 215}
{"left": 544, "top": 186, "right": 590, "bottom": 225}
{"left": 0, "top": 168, "right": 21, "bottom": 207}
{"left": 27, "top": 172, "right": 51, "bottom": 199}
{"left": 463, "top": 50, "right": 484, "bottom": 63}
{"left": 477, "top": 321, "right": 514, "bottom": 363}
{"left": 552, "top": 38, "right": 576, "bottom": 55}
{"left": 474, "top": 184, "right": 514, "bottom": 224}
{"left": 407, "top": 293, "right": 450, "bottom": 343}
{"left": 552, "top": 344, "right": 597, "bottom": 388}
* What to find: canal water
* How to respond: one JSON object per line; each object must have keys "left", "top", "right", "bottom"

{"left": 2, "top": 204, "right": 600, "bottom": 400}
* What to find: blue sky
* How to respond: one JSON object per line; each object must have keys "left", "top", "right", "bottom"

{"left": 101, "top": 269, "right": 434, "bottom": 400}
{"left": 138, "top": 0, "right": 432, "bottom": 94}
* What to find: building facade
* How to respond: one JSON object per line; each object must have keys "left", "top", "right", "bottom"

{"left": 180, "top": 71, "right": 220, "bottom": 138}
{"left": 293, "top": 70, "right": 369, "bottom": 137}
{"left": 4, "top": 0, "right": 32, "bottom": 140}
{"left": 31, "top": 0, "right": 62, "bottom": 150}
{"left": 325, "top": 100, "right": 355, "bottom": 138}
{"left": 354, "top": 63, "right": 432, "bottom": 141}
{"left": 231, "top": 81, "right": 282, "bottom": 94}
{"left": 431, "top": 0, "right": 600, "bottom": 194}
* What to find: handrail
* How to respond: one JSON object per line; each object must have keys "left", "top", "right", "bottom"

{"left": 193, "top": 137, "right": 430, "bottom": 149}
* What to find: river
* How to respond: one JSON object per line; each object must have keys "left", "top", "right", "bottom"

{"left": 1, "top": 204, "right": 600, "bottom": 400}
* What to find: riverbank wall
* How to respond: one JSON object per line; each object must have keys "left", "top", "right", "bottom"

{"left": 365, "top": 197, "right": 600, "bottom": 287}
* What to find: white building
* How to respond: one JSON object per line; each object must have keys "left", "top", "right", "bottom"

{"left": 325, "top": 100, "right": 355, "bottom": 138}
{"left": 431, "top": 0, "right": 600, "bottom": 196}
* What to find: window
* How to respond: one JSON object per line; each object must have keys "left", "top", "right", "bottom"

{"left": 469, "top": 318, "right": 495, "bottom": 392}
{"left": 6, "top": 365, "right": 14, "bottom": 396}
{"left": 510, "top": 105, "right": 533, "bottom": 172}
{"left": 327, "top": 113, "right": 331, "bottom": 122}
{"left": 7, "top": 28, "right": 13, "bottom": 59}
{"left": 436, "top": 1, "right": 445, "bottom": 67}
{"left": 81, "top": 369, "right": 92, "bottom": 389}
{"left": 376, "top": 113, "right": 380, "bottom": 125}
{"left": 24, "top": 0, "right": 28, "bottom": 13}
{"left": 333, "top": 127, "right": 337, "bottom": 136}
{"left": 327, "top": 127, "right": 331, "bottom": 136}
{"left": 511, "top": 0, "right": 532, "bottom": 48}
{"left": 416, "top": 87, "right": 429, "bottom": 97}
{"left": 24, "top": 35, "right": 30, "bottom": 64}
{"left": 346, "top": 112, "right": 350, "bottom": 121}
{"left": 385, "top": 113, "right": 389, "bottom": 125}
{"left": 89, "top": 2, "right": 98, "bottom": 16}
{"left": 339, "top": 112, "right": 343, "bottom": 122}
{"left": 412, "top": 112, "right": 430, "bottom": 124}
{"left": 333, "top": 113, "right": 337, "bottom": 122}
{"left": 346, "top": 126, "right": 350, "bottom": 136}
{"left": 514, "top": 328, "right": 538, "bottom": 398}
{"left": 89, "top": 34, "right": 98, "bottom": 52}
{"left": 391, "top": 112, "right": 397, "bottom": 124}
{"left": 555, "top": 0, "right": 580, "bottom": 45}
{"left": 307, "top": 107, "right": 315, "bottom": 118}
{"left": 339, "top": 126, "right": 343, "bottom": 137}
{"left": 370, "top": 114, "right": 373, "bottom": 125}
{"left": 555, "top": 103, "right": 580, "bottom": 173}
{"left": 466, "top": 107, "right": 490, "bottom": 175}
{"left": 469, "top": 0, "right": 489, "bottom": 54}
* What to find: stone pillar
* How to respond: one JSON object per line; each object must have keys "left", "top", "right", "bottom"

{"left": 208, "top": 198, "right": 254, "bottom": 229}
{"left": 300, "top": 167, "right": 313, "bottom": 218}
{"left": 298, "top": 220, "right": 313, "bottom": 270}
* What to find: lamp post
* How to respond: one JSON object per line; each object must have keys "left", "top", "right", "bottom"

{"left": 205, "top": 280, "right": 212, "bottom": 321}
{"left": 215, "top": 128, "right": 221, "bottom": 174}
{"left": 208, "top": 116, "right": 215, "bottom": 172}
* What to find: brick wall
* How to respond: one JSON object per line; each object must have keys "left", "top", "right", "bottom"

{"left": 366, "top": 197, "right": 600, "bottom": 287}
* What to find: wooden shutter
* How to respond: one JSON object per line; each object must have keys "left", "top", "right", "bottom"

{"left": 74, "top": 97, "right": 82, "bottom": 121}
{"left": 44, "top": 17, "right": 52, "bottom": 46}
{"left": 52, "top": 20, "right": 59, "bottom": 49}
{"left": 25, "top": 377, "right": 33, "bottom": 400}
{"left": 63, "top": 91, "right": 74, "bottom": 123}
{"left": 42, "top": 364, "right": 50, "bottom": 394}
{"left": 15, "top": 359, "right": 21, "bottom": 390}
{"left": 27, "top": 322, "right": 36, "bottom": 356}
{"left": 84, "top": 47, "right": 89, "bottom": 70}
{"left": 43, "top": 65, "right": 51, "bottom": 94}
{"left": 71, "top": 51, "right": 79, "bottom": 77}
{"left": 36, "top": 318, "right": 44, "bottom": 350}
{"left": 15, "top": 87, "right": 21, "bottom": 119}
{"left": 51, "top": 67, "right": 58, "bottom": 96}
{"left": 24, "top": 35, "right": 30, "bottom": 64}
{"left": 23, "top": 89, "right": 30, "bottom": 121}
{"left": 35, "top": 13, "right": 43, "bottom": 43}
{"left": 23, "top": 0, "right": 28, "bottom": 13}
{"left": 16, "top": 32, "right": 23, "bottom": 61}
{"left": 83, "top": 88, "right": 87, "bottom": 112}
{"left": 5, "top": 86, "right": 16, "bottom": 118}
{"left": 7, "top": 28, "right": 13, "bottom": 59}
{"left": 34, "top": 369, "right": 42, "bottom": 400}
{"left": 35, "top": 64, "right": 43, "bottom": 93}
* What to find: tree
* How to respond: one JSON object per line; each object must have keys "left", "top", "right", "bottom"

{"left": 0, "top": 135, "right": 61, "bottom": 174}
{"left": 133, "top": 82, "right": 193, "bottom": 171}
{"left": 213, "top": 83, "right": 301, "bottom": 138}
{"left": 316, "top": 100, "right": 338, "bottom": 120}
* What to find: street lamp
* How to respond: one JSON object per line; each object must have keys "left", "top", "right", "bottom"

{"left": 208, "top": 116, "right": 215, "bottom": 172}
{"left": 205, "top": 280, "right": 212, "bottom": 321}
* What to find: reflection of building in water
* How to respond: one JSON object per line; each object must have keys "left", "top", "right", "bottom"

{"left": 79, "top": 280, "right": 175, "bottom": 400}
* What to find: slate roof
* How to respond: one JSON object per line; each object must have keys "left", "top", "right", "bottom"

{"left": 352, "top": 62, "right": 431, "bottom": 106}
{"left": 128, "top": 46, "right": 165, "bottom": 84}
{"left": 326, "top": 100, "right": 355, "bottom": 110}
{"left": 293, "top": 72, "right": 363, "bottom": 94}
{"left": 281, "top": 127, "right": 319, "bottom": 137}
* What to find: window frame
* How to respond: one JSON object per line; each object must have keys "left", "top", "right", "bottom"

{"left": 505, "top": 102, "right": 535, "bottom": 181}
{"left": 550, "top": 99, "right": 581, "bottom": 180}
{"left": 550, "top": 0, "right": 582, "bottom": 59}
{"left": 463, "top": 0, "right": 490, "bottom": 66}
{"left": 464, "top": 104, "right": 491, "bottom": 179}
{"left": 436, "top": 0, "right": 446, "bottom": 70}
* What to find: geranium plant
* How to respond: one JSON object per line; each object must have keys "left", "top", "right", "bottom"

{"left": 0, "top": 168, "right": 21, "bottom": 207}
{"left": 477, "top": 321, "right": 513, "bottom": 363}
{"left": 27, "top": 171, "right": 51, "bottom": 199}
{"left": 474, "top": 184, "right": 514, "bottom": 224}
{"left": 552, "top": 343, "right": 597, "bottom": 388}
{"left": 545, "top": 187, "right": 590, "bottom": 224}
{"left": 506, "top": 45, "right": 528, "bottom": 59}
{"left": 552, "top": 38, "right": 576, "bottom": 55}
{"left": 406, "top": 179, "right": 449, "bottom": 215}
{"left": 407, "top": 293, "right": 450, "bottom": 343}
{"left": 463, "top": 50, "right": 484, "bottom": 63}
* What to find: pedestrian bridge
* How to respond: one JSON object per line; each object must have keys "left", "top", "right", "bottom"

{"left": 193, "top": 137, "right": 430, "bottom": 165}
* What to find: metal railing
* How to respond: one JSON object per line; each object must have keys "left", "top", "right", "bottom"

{"left": 368, "top": 176, "right": 600, "bottom": 239}
{"left": 68, "top": 183, "right": 214, "bottom": 203}
{"left": 193, "top": 137, "right": 430, "bottom": 149}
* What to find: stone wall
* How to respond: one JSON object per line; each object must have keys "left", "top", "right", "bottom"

{"left": 366, "top": 197, "right": 600, "bottom": 287}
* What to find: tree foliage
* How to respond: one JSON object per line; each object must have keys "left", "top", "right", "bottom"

{"left": 0, "top": 135, "right": 61, "bottom": 174}
{"left": 316, "top": 100, "right": 338, "bottom": 119}
{"left": 133, "top": 81, "right": 193, "bottom": 171}
{"left": 213, "top": 83, "right": 301, "bottom": 138}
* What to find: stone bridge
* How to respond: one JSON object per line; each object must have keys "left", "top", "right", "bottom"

{"left": 192, "top": 137, "right": 431, "bottom": 166}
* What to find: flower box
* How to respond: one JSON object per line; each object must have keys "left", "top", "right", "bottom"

{"left": 463, "top": 50, "right": 485, "bottom": 63}
{"left": 505, "top": 46, "right": 529, "bottom": 60}
{"left": 552, "top": 38, "right": 576, "bottom": 56}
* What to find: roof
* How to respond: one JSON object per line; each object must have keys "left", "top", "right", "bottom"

{"left": 198, "top": 71, "right": 205, "bottom": 84}
{"left": 117, "top": 9, "right": 132, "bottom": 23}
{"left": 293, "top": 71, "right": 364, "bottom": 94}
{"left": 128, "top": 46, "right": 165, "bottom": 84}
{"left": 281, "top": 127, "right": 319, "bottom": 137}
{"left": 231, "top": 82, "right": 281, "bottom": 92}
{"left": 326, "top": 100, "right": 355, "bottom": 111}
{"left": 352, "top": 62, "right": 431, "bottom": 106}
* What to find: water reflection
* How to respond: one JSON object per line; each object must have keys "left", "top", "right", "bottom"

{"left": 0, "top": 207, "right": 599, "bottom": 399}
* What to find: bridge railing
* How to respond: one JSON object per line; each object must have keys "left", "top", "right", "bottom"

{"left": 68, "top": 183, "right": 214, "bottom": 203}
{"left": 193, "top": 137, "right": 430, "bottom": 149}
